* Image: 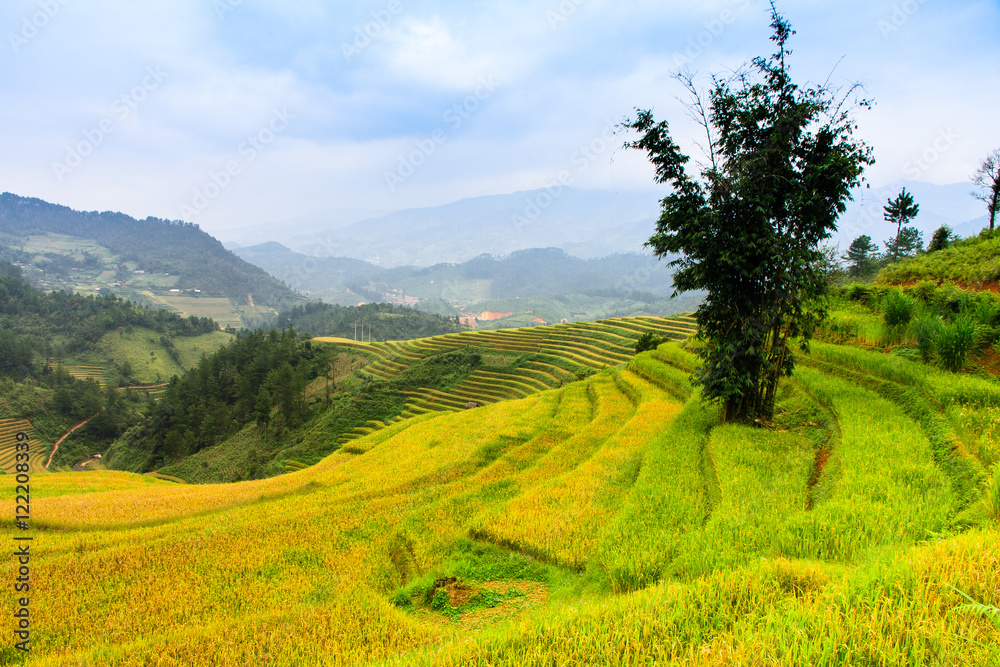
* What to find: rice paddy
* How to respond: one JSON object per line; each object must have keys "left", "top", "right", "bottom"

{"left": 1, "top": 322, "right": 998, "bottom": 665}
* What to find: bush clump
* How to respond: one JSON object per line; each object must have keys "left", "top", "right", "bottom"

{"left": 936, "top": 316, "right": 976, "bottom": 372}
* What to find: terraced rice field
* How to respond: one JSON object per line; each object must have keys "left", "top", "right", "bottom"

{"left": 0, "top": 418, "right": 49, "bottom": 474}
{"left": 6, "top": 336, "right": 999, "bottom": 665}
{"left": 318, "top": 315, "right": 697, "bottom": 445}
{"left": 62, "top": 364, "right": 107, "bottom": 386}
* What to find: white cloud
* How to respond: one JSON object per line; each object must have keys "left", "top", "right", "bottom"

{"left": 0, "top": 0, "right": 997, "bottom": 234}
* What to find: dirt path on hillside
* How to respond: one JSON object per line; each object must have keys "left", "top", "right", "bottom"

{"left": 46, "top": 409, "right": 103, "bottom": 470}
{"left": 126, "top": 382, "right": 169, "bottom": 389}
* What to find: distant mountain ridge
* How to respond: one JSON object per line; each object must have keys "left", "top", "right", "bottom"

{"left": 227, "top": 188, "right": 662, "bottom": 267}
{"left": 233, "top": 244, "right": 677, "bottom": 303}
{"left": 222, "top": 182, "right": 989, "bottom": 268}
{"left": 0, "top": 193, "right": 301, "bottom": 315}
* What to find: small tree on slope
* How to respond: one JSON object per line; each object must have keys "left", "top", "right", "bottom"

{"left": 972, "top": 148, "right": 1000, "bottom": 231}
{"left": 623, "top": 6, "right": 872, "bottom": 423}
{"left": 884, "top": 188, "right": 920, "bottom": 260}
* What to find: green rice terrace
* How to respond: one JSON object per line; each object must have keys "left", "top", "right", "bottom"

{"left": 5, "top": 314, "right": 999, "bottom": 665}
{"left": 315, "top": 315, "right": 697, "bottom": 447}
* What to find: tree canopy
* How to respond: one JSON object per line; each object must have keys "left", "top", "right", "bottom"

{"left": 624, "top": 7, "right": 872, "bottom": 422}
{"left": 883, "top": 188, "right": 920, "bottom": 259}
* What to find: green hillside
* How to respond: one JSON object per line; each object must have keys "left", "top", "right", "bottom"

{"left": 0, "top": 263, "right": 233, "bottom": 473}
{"left": 3, "top": 329, "right": 997, "bottom": 665}
{"left": 273, "top": 301, "right": 466, "bottom": 340}
{"left": 110, "top": 314, "right": 695, "bottom": 484}
{"left": 0, "top": 193, "right": 305, "bottom": 327}
{"left": 878, "top": 228, "right": 1000, "bottom": 288}
{"left": 235, "top": 243, "right": 702, "bottom": 323}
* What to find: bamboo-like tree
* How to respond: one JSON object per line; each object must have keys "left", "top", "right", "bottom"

{"left": 623, "top": 5, "right": 872, "bottom": 423}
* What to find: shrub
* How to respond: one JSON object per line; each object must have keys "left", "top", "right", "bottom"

{"left": 932, "top": 284, "right": 966, "bottom": 314}
{"left": 634, "top": 332, "right": 666, "bottom": 354}
{"left": 972, "top": 297, "right": 999, "bottom": 327}
{"left": 914, "top": 314, "right": 942, "bottom": 363}
{"left": 936, "top": 316, "right": 976, "bottom": 372}
{"left": 843, "top": 284, "right": 874, "bottom": 303}
{"left": 882, "top": 290, "right": 915, "bottom": 328}
{"left": 910, "top": 280, "right": 938, "bottom": 304}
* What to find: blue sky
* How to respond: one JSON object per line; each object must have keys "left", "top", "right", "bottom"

{"left": 1, "top": 0, "right": 998, "bottom": 236}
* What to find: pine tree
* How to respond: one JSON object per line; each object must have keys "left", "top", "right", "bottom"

{"left": 884, "top": 188, "right": 920, "bottom": 260}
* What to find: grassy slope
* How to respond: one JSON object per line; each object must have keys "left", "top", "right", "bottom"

{"left": 88, "top": 329, "right": 233, "bottom": 384}
{"left": 151, "top": 316, "right": 696, "bottom": 484}
{"left": 878, "top": 230, "right": 1000, "bottom": 287}
{"left": 3, "top": 331, "right": 999, "bottom": 665}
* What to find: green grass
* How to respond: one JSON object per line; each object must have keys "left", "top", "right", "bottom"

{"left": 92, "top": 329, "right": 232, "bottom": 384}
{"left": 879, "top": 229, "right": 1000, "bottom": 287}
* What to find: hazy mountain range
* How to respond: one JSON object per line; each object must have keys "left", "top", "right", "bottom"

{"left": 222, "top": 182, "right": 991, "bottom": 268}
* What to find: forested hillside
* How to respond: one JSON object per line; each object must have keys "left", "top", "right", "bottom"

{"left": 0, "top": 261, "right": 231, "bottom": 470}
{"left": 273, "top": 301, "right": 465, "bottom": 340}
{"left": 0, "top": 193, "right": 302, "bottom": 320}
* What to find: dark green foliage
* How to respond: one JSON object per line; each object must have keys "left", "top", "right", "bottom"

{"left": 624, "top": 9, "right": 872, "bottom": 422}
{"left": 634, "top": 332, "right": 666, "bottom": 353}
{"left": 0, "top": 270, "right": 216, "bottom": 360}
{"left": 274, "top": 301, "right": 464, "bottom": 341}
{"left": 882, "top": 290, "right": 915, "bottom": 328}
{"left": 883, "top": 188, "right": 920, "bottom": 260}
{"left": 0, "top": 269, "right": 216, "bottom": 462}
{"left": 113, "top": 328, "right": 324, "bottom": 470}
{"left": 914, "top": 314, "right": 941, "bottom": 363}
{"left": 843, "top": 235, "right": 880, "bottom": 276}
{"left": 884, "top": 226, "right": 923, "bottom": 260}
{"left": 927, "top": 225, "right": 956, "bottom": 253}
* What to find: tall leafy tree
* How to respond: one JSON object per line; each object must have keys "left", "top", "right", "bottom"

{"left": 971, "top": 148, "right": 1000, "bottom": 231}
{"left": 883, "top": 188, "right": 920, "bottom": 259}
{"left": 624, "top": 6, "right": 872, "bottom": 423}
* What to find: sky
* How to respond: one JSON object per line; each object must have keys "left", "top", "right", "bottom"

{"left": 1, "top": 0, "right": 998, "bottom": 238}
